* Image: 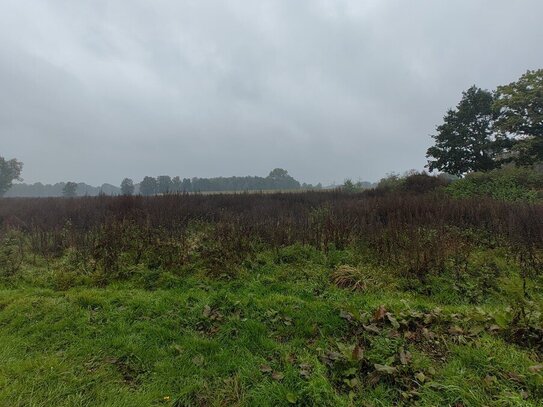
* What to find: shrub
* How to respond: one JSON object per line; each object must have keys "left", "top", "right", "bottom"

{"left": 401, "top": 172, "right": 450, "bottom": 194}
{"left": 447, "top": 167, "right": 543, "bottom": 202}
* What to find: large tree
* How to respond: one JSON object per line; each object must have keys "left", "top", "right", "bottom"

{"left": 0, "top": 156, "right": 23, "bottom": 197}
{"left": 426, "top": 86, "right": 503, "bottom": 176}
{"left": 493, "top": 69, "right": 543, "bottom": 166}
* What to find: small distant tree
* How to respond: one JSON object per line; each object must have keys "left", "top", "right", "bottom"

{"left": 171, "top": 176, "right": 182, "bottom": 193}
{"left": 120, "top": 178, "right": 135, "bottom": 196}
{"left": 268, "top": 168, "right": 289, "bottom": 180}
{"left": 266, "top": 168, "right": 301, "bottom": 190}
{"left": 342, "top": 179, "right": 356, "bottom": 192}
{"left": 182, "top": 178, "right": 192, "bottom": 192}
{"left": 0, "top": 156, "right": 23, "bottom": 197}
{"left": 426, "top": 86, "right": 504, "bottom": 176}
{"left": 63, "top": 182, "right": 78, "bottom": 197}
{"left": 157, "top": 175, "right": 172, "bottom": 194}
{"left": 494, "top": 69, "right": 543, "bottom": 166}
{"left": 140, "top": 176, "right": 157, "bottom": 196}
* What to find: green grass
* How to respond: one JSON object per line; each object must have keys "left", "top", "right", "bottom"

{"left": 0, "top": 248, "right": 542, "bottom": 406}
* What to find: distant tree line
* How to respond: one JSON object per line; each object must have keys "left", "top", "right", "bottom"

{"left": 426, "top": 69, "right": 543, "bottom": 176}
{"left": 121, "top": 168, "right": 306, "bottom": 196}
{"left": 2, "top": 166, "right": 316, "bottom": 198}
{"left": 3, "top": 181, "right": 122, "bottom": 198}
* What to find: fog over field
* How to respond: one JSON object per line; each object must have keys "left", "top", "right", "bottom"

{"left": 1, "top": 1, "right": 543, "bottom": 185}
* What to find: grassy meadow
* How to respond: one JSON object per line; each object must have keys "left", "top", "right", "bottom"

{"left": 0, "top": 189, "right": 542, "bottom": 406}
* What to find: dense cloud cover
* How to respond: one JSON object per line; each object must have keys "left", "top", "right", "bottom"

{"left": 1, "top": 0, "right": 542, "bottom": 185}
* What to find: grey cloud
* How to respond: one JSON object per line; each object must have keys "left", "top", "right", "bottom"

{"left": 1, "top": 0, "right": 542, "bottom": 185}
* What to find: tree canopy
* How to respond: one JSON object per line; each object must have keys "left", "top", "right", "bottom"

{"left": 426, "top": 86, "right": 500, "bottom": 176}
{"left": 427, "top": 70, "right": 542, "bottom": 176}
{"left": 140, "top": 176, "right": 158, "bottom": 196}
{"left": 0, "top": 156, "right": 23, "bottom": 197}
{"left": 62, "top": 182, "right": 78, "bottom": 197}
{"left": 493, "top": 69, "right": 543, "bottom": 166}
{"left": 121, "top": 178, "right": 135, "bottom": 196}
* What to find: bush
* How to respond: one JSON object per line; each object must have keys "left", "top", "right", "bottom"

{"left": 447, "top": 167, "right": 543, "bottom": 202}
{"left": 401, "top": 172, "right": 450, "bottom": 194}
{"left": 376, "top": 171, "right": 450, "bottom": 194}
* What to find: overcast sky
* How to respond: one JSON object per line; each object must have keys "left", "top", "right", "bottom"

{"left": 1, "top": 0, "right": 542, "bottom": 186}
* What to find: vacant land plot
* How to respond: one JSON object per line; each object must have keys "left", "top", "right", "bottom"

{"left": 0, "top": 192, "right": 542, "bottom": 406}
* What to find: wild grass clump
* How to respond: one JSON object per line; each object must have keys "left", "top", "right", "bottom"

{"left": 331, "top": 265, "right": 391, "bottom": 292}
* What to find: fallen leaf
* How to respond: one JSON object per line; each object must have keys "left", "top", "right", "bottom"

{"left": 374, "top": 305, "right": 387, "bottom": 321}
{"left": 340, "top": 310, "right": 354, "bottom": 321}
{"left": 352, "top": 345, "right": 364, "bottom": 361}
{"left": 374, "top": 364, "right": 397, "bottom": 374}
{"left": 448, "top": 326, "right": 464, "bottom": 335}
{"left": 386, "top": 313, "right": 400, "bottom": 328}
{"left": 488, "top": 324, "right": 501, "bottom": 332}
{"left": 363, "top": 324, "right": 381, "bottom": 334}
{"left": 259, "top": 364, "right": 272, "bottom": 373}
{"left": 272, "top": 371, "right": 284, "bottom": 381}
{"left": 399, "top": 347, "right": 412, "bottom": 365}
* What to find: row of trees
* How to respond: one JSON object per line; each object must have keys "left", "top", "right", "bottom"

{"left": 427, "top": 69, "right": 542, "bottom": 176}
{"left": 0, "top": 162, "right": 303, "bottom": 198}
{"left": 121, "top": 168, "right": 302, "bottom": 196}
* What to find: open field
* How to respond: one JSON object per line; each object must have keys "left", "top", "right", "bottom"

{"left": 1, "top": 191, "right": 542, "bottom": 406}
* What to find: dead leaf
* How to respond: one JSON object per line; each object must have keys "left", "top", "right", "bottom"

{"left": 271, "top": 371, "right": 284, "bottom": 381}
{"left": 340, "top": 310, "right": 354, "bottom": 321}
{"left": 399, "top": 347, "right": 412, "bottom": 365}
{"left": 299, "top": 363, "right": 311, "bottom": 379}
{"left": 259, "top": 364, "right": 272, "bottom": 373}
{"left": 403, "top": 331, "right": 416, "bottom": 340}
{"left": 448, "top": 326, "right": 464, "bottom": 335}
{"left": 363, "top": 324, "right": 381, "bottom": 334}
{"left": 386, "top": 313, "right": 400, "bottom": 328}
{"left": 352, "top": 345, "right": 364, "bottom": 361}
{"left": 374, "top": 364, "right": 397, "bottom": 374}
{"left": 373, "top": 305, "right": 387, "bottom": 321}
{"left": 415, "top": 372, "right": 426, "bottom": 383}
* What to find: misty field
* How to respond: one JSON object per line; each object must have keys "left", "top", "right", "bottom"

{"left": 0, "top": 191, "right": 542, "bottom": 406}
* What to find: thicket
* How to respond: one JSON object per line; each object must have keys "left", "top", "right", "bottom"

{"left": 447, "top": 166, "right": 543, "bottom": 202}
{"left": 0, "top": 191, "right": 541, "bottom": 293}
